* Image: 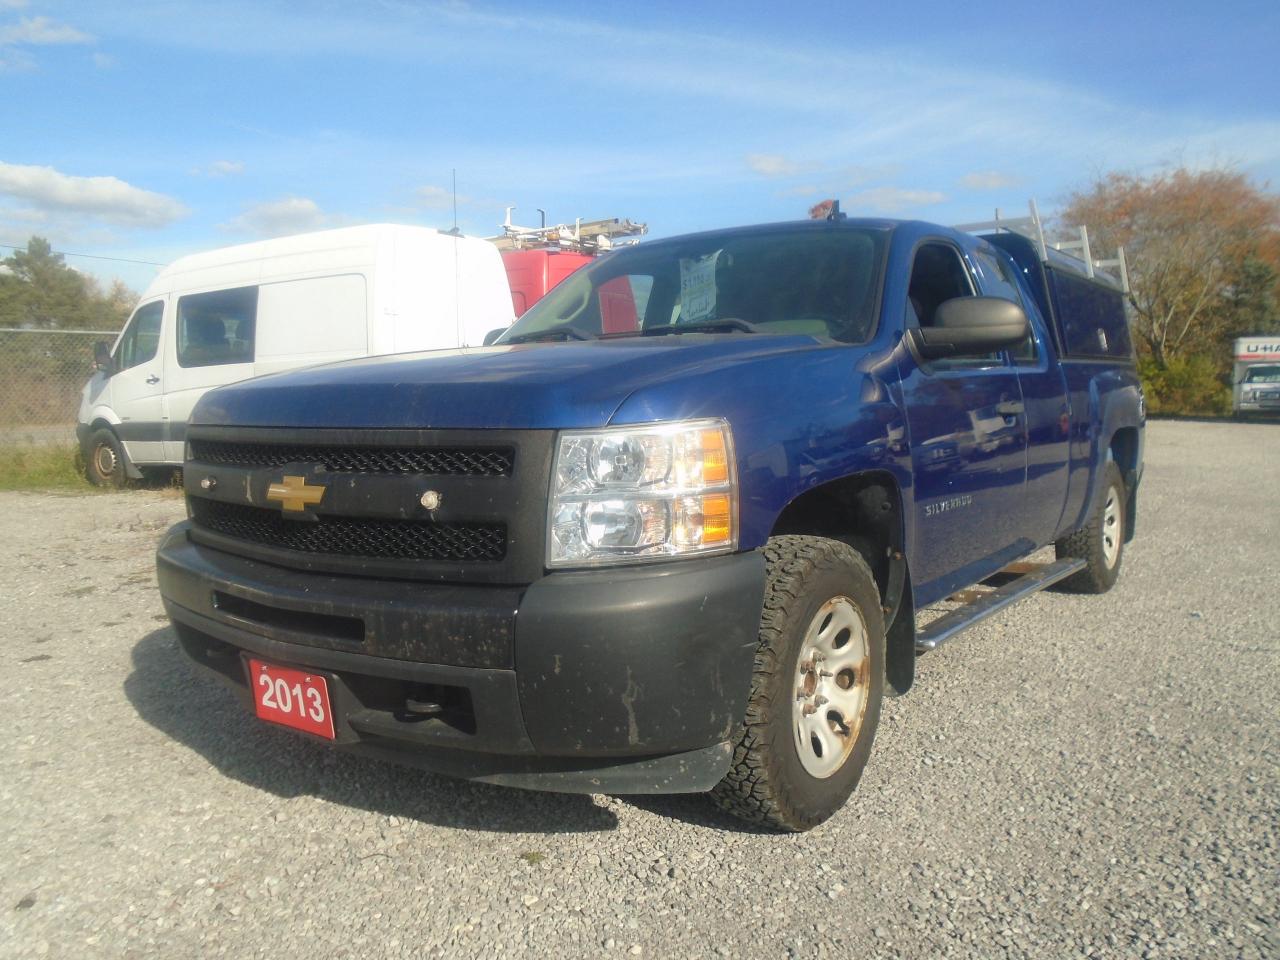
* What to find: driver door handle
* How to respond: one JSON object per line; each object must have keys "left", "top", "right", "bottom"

{"left": 145, "top": 374, "right": 160, "bottom": 385}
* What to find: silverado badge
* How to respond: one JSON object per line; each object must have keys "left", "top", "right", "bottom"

{"left": 266, "top": 475, "right": 326, "bottom": 512}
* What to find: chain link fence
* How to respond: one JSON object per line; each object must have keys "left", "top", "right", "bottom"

{"left": 0, "top": 328, "right": 114, "bottom": 447}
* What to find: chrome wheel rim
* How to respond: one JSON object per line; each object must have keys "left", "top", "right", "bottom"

{"left": 94, "top": 443, "right": 117, "bottom": 477}
{"left": 792, "top": 597, "right": 870, "bottom": 779}
{"left": 1102, "top": 484, "right": 1122, "bottom": 569}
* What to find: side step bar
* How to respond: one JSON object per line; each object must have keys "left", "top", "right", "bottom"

{"left": 915, "top": 557, "right": 1086, "bottom": 653}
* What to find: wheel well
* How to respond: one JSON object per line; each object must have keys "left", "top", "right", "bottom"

{"left": 1109, "top": 427, "right": 1138, "bottom": 477}
{"left": 89, "top": 418, "right": 116, "bottom": 434}
{"left": 1109, "top": 426, "right": 1140, "bottom": 542}
{"left": 770, "top": 472, "right": 915, "bottom": 696}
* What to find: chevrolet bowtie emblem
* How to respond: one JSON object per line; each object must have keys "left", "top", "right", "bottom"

{"left": 266, "top": 475, "right": 326, "bottom": 512}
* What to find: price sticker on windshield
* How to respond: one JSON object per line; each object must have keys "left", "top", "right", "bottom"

{"left": 679, "top": 251, "right": 721, "bottom": 322}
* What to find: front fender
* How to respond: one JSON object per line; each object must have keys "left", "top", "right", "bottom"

{"left": 609, "top": 343, "right": 912, "bottom": 552}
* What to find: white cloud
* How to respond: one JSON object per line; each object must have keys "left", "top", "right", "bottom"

{"left": 0, "top": 15, "right": 92, "bottom": 45}
{"left": 224, "top": 196, "right": 340, "bottom": 236}
{"left": 190, "top": 159, "right": 244, "bottom": 177}
{"left": 0, "top": 161, "right": 187, "bottom": 226}
{"left": 1, "top": 13, "right": 93, "bottom": 71}
{"left": 746, "top": 153, "right": 805, "bottom": 178}
{"left": 846, "top": 187, "right": 946, "bottom": 215}
{"left": 91, "top": 51, "right": 114, "bottom": 68}
{"left": 53, "top": 2, "right": 1280, "bottom": 225}
{"left": 959, "top": 171, "right": 1021, "bottom": 191}
{"left": 0, "top": 0, "right": 29, "bottom": 8}
{"left": 415, "top": 184, "right": 467, "bottom": 208}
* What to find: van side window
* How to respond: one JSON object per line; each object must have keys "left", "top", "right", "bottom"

{"left": 974, "top": 248, "right": 1038, "bottom": 363}
{"left": 906, "top": 243, "right": 996, "bottom": 369}
{"left": 177, "top": 287, "right": 259, "bottom": 368}
{"left": 115, "top": 301, "right": 163, "bottom": 370}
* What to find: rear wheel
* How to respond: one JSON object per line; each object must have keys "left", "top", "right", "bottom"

{"left": 1055, "top": 460, "right": 1125, "bottom": 593}
{"left": 712, "top": 535, "right": 885, "bottom": 832}
{"left": 85, "top": 427, "right": 127, "bottom": 488}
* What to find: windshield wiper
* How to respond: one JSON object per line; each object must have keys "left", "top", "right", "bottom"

{"left": 501, "top": 324, "right": 595, "bottom": 344}
{"left": 635, "top": 318, "right": 760, "bottom": 337}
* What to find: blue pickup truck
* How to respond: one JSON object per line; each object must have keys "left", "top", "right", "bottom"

{"left": 156, "top": 214, "right": 1144, "bottom": 831}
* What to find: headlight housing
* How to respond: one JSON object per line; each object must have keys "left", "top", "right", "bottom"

{"left": 548, "top": 419, "right": 737, "bottom": 567}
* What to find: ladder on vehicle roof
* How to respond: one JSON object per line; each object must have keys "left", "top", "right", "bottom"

{"left": 954, "top": 199, "right": 1130, "bottom": 293}
{"left": 489, "top": 208, "right": 648, "bottom": 253}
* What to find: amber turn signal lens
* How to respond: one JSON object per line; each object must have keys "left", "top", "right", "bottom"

{"left": 701, "top": 493, "right": 732, "bottom": 545}
{"left": 700, "top": 429, "right": 729, "bottom": 485}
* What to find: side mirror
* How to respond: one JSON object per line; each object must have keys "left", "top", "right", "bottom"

{"left": 93, "top": 340, "right": 114, "bottom": 375}
{"left": 482, "top": 328, "right": 507, "bottom": 346}
{"left": 910, "top": 297, "right": 1029, "bottom": 360}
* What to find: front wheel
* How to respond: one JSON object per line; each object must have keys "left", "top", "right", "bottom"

{"left": 85, "top": 427, "right": 127, "bottom": 487}
{"left": 711, "top": 535, "right": 885, "bottom": 832}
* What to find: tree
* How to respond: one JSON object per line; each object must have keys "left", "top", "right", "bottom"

{"left": 0, "top": 238, "right": 139, "bottom": 425}
{"left": 0, "top": 236, "right": 135, "bottom": 331}
{"left": 1221, "top": 255, "right": 1279, "bottom": 336}
{"left": 1059, "top": 169, "right": 1280, "bottom": 366}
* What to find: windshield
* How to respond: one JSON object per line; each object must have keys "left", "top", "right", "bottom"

{"left": 1243, "top": 365, "right": 1280, "bottom": 383}
{"left": 497, "top": 226, "right": 887, "bottom": 344}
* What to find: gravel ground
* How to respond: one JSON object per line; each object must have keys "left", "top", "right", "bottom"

{"left": 1, "top": 419, "right": 1276, "bottom": 959}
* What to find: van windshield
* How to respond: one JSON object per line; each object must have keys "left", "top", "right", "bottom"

{"left": 497, "top": 227, "right": 886, "bottom": 345}
{"left": 1243, "top": 365, "right": 1280, "bottom": 383}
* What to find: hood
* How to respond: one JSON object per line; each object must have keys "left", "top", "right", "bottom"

{"left": 192, "top": 336, "right": 827, "bottom": 430}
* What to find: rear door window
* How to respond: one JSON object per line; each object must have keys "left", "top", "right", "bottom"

{"left": 177, "top": 286, "right": 258, "bottom": 368}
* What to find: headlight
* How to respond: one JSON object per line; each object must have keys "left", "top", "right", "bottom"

{"left": 548, "top": 419, "right": 737, "bottom": 567}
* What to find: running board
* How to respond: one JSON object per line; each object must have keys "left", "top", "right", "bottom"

{"left": 915, "top": 557, "right": 1086, "bottom": 653}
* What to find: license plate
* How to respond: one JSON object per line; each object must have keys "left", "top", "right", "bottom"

{"left": 248, "top": 659, "right": 336, "bottom": 740}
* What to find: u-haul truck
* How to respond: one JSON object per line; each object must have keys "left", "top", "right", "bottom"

{"left": 1233, "top": 336, "right": 1280, "bottom": 415}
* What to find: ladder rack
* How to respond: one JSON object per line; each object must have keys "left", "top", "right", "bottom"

{"left": 489, "top": 208, "right": 647, "bottom": 253}
{"left": 955, "top": 199, "right": 1129, "bottom": 292}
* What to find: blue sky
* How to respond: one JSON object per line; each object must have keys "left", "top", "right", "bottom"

{"left": 1, "top": 0, "right": 1277, "bottom": 293}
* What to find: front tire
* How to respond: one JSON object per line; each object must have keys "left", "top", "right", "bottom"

{"left": 85, "top": 427, "right": 127, "bottom": 488}
{"left": 712, "top": 535, "right": 885, "bottom": 832}
{"left": 1055, "top": 460, "right": 1126, "bottom": 593}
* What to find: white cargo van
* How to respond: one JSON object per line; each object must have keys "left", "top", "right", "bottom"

{"left": 77, "top": 224, "right": 515, "bottom": 485}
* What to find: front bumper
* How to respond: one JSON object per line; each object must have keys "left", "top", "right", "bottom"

{"left": 156, "top": 523, "right": 765, "bottom": 793}
{"left": 1236, "top": 399, "right": 1280, "bottom": 413}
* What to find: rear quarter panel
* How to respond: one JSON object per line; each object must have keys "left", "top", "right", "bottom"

{"left": 1058, "top": 361, "right": 1144, "bottom": 538}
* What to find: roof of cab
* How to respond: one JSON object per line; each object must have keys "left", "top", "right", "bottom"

{"left": 628, "top": 217, "right": 901, "bottom": 251}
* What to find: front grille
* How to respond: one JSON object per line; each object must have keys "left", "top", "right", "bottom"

{"left": 189, "top": 439, "right": 514, "bottom": 477}
{"left": 191, "top": 498, "right": 506, "bottom": 563}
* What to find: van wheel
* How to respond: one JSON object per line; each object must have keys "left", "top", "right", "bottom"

{"left": 1055, "top": 460, "right": 1125, "bottom": 593}
{"left": 711, "top": 535, "right": 885, "bottom": 832}
{"left": 85, "top": 428, "right": 127, "bottom": 487}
